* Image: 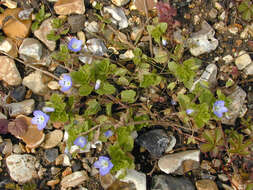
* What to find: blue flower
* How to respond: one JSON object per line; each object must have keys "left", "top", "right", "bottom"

{"left": 213, "top": 100, "right": 228, "bottom": 118}
{"left": 171, "top": 100, "right": 177, "bottom": 105}
{"left": 186, "top": 109, "right": 194, "bottom": 115}
{"left": 31, "top": 110, "right": 49, "bottom": 130}
{"left": 95, "top": 79, "right": 101, "bottom": 90}
{"left": 74, "top": 136, "right": 87, "bottom": 148}
{"left": 104, "top": 130, "right": 113, "bottom": 138}
{"left": 68, "top": 38, "right": 82, "bottom": 52}
{"left": 59, "top": 74, "right": 72, "bottom": 92}
{"left": 42, "top": 107, "right": 55, "bottom": 113}
{"left": 94, "top": 156, "right": 113, "bottom": 176}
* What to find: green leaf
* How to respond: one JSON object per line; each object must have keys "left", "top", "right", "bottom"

{"left": 167, "top": 82, "right": 176, "bottom": 91}
{"left": 31, "top": 21, "right": 39, "bottom": 31}
{"left": 225, "top": 79, "right": 234, "bottom": 88}
{"left": 85, "top": 99, "right": 101, "bottom": 116}
{"left": 200, "top": 143, "right": 214, "bottom": 153}
{"left": 121, "top": 90, "right": 136, "bottom": 103}
{"left": 194, "top": 103, "right": 210, "bottom": 128}
{"left": 96, "top": 82, "right": 116, "bottom": 95}
{"left": 154, "top": 48, "right": 168, "bottom": 63}
{"left": 106, "top": 103, "right": 112, "bottom": 116}
{"left": 52, "top": 18, "right": 63, "bottom": 28}
{"left": 238, "top": 1, "right": 249, "bottom": 12}
{"left": 47, "top": 31, "right": 61, "bottom": 41}
{"left": 140, "top": 73, "right": 162, "bottom": 88}
{"left": 117, "top": 127, "right": 134, "bottom": 152}
{"left": 79, "top": 84, "right": 93, "bottom": 96}
{"left": 242, "top": 9, "right": 252, "bottom": 21}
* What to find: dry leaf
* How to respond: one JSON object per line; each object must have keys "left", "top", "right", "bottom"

{"left": 8, "top": 117, "right": 28, "bottom": 137}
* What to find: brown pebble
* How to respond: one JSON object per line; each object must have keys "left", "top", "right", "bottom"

{"left": 47, "top": 179, "right": 60, "bottom": 188}
{"left": 62, "top": 167, "right": 72, "bottom": 177}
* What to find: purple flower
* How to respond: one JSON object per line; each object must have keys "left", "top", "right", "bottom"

{"left": 213, "top": 100, "right": 228, "bottom": 118}
{"left": 42, "top": 107, "right": 55, "bottom": 113}
{"left": 104, "top": 130, "right": 113, "bottom": 138}
{"left": 74, "top": 136, "right": 87, "bottom": 148}
{"left": 59, "top": 74, "right": 72, "bottom": 92}
{"left": 186, "top": 109, "right": 194, "bottom": 115}
{"left": 95, "top": 79, "right": 101, "bottom": 90}
{"left": 94, "top": 156, "right": 113, "bottom": 176}
{"left": 68, "top": 38, "right": 82, "bottom": 52}
{"left": 31, "top": 110, "right": 49, "bottom": 130}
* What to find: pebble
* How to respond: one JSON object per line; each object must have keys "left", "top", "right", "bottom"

{"left": 53, "top": 66, "right": 69, "bottom": 77}
{"left": 12, "top": 144, "right": 23, "bottom": 154}
{"left": 17, "top": 115, "right": 45, "bottom": 148}
{"left": 34, "top": 19, "right": 56, "bottom": 51}
{"left": 51, "top": 167, "right": 61, "bottom": 175}
{"left": 68, "top": 15, "right": 85, "bottom": 33}
{"left": 0, "top": 56, "right": 22, "bottom": 86}
{"left": 100, "top": 173, "right": 115, "bottom": 189}
{"left": 60, "top": 171, "right": 88, "bottom": 189}
{"left": 22, "top": 71, "right": 48, "bottom": 95}
{"left": 62, "top": 167, "right": 72, "bottom": 177}
{"left": 151, "top": 175, "right": 195, "bottom": 190}
{"left": 7, "top": 99, "right": 35, "bottom": 117}
{"left": 2, "top": 0, "right": 17, "bottom": 9}
{"left": 54, "top": 0, "right": 85, "bottom": 15}
{"left": 209, "top": 8, "right": 218, "bottom": 19}
{"left": 0, "top": 113, "right": 7, "bottom": 120}
{"left": 0, "top": 38, "right": 18, "bottom": 58}
{"left": 158, "top": 150, "right": 200, "bottom": 174}
{"left": 111, "top": 0, "right": 130, "bottom": 6}
{"left": 218, "top": 174, "right": 229, "bottom": 182}
{"left": 235, "top": 51, "right": 252, "bottom": 70}
{"left": 10, "top": 86, "right": 27, "bottom": 102}
{"left": 119, "top": 50, "right": 134, "bottom": 60}
{"left": 244, "top": 63, "right": 253, "bottom": 76}
{"left": 0, "top": 8, "right": 31, "bottom": 40}
{"left": 221, "top": 86, "right": 247, "bottom": 125}
{"left": 2, "top": 139, "right": 12, "bottom": 155}
{"left": 47, "top": 179, "right": 60, "bottom": 188}
{"left": 45, "top": 148, "right": 59, "bottom": 163}
{"left": 196, "top": 179, "right": 218, "bottom": 190}
{"left": 84, "top": 38, "right": 107, "bottom": 56}
{"left": 188, "top": 21, "right": 218, "bottom": 56}
{"left": 119, "top": 169, "right": 146, "bottom": 190}
{"left": 41, "top": 130, "right": 63, "bottom": 149}
{"left": 104, "top": 6, "right": 128, "bottom": 29}
{"left": 222, "top": 55, "right": 233, "bottom": 64}
{"left": 47, "top": 80, "right": 60, "bottom": 90}
{"left": 6, "top": 154, "right": 38, "bottom": 183}
{"left": 19, "top": 38, "right": 43, "bottom": 61}
{"left": 136, "top": 129, "right": 171, "bottom": 158}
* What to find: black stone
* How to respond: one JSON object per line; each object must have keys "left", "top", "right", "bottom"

{"left": 72, "top": 160, "right": 82, "bottom": 172}
{"left": 151, "top": 175, "right": 195, "bottom": 190}
{"left": 136, "top": 129, "right": 169, "bottom": 158}
{"left": 68, "top": 14, "right": 85, "bottom": 33}
{"left": 10, "top": 86, "right": 26, "bottom": 101}
{"left": 53, "top": 66, "right": 69, "bottom": 77}
{"left": 44, "top": 148, "right": 58, "bottom": 163}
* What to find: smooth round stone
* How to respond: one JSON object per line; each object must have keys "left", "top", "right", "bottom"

{"left": 41, "top": 130, "right": 63, "bottom": 149}
{"left": 11, "top": 86, "right": 26, "bottom": 101}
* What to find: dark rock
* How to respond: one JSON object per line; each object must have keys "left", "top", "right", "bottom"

{"left": 11, "top": 86, "right": 26, "bottom": 101}
{"left": 53, "top": 66, "right": 69, "bottom": 77}
{"left": 151, "top": 175, "right": 195, "bottom": 190}
{"left": 136, "top": 129, "right": 169, "bottom": 158}
{"left": 44, "top": 148, "right": 59, "bottom": 163}
{"left": 0, "top": 119, "right": 9, "bottom": 134}
{"left": 72, "top": 160, "right": 82, "bottom": 172}
{"left": 68, "top": 14, "right": 85, "bottom": 33}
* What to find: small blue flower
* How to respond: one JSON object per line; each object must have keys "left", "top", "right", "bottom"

{"left": 213, "top": 100, "right": 228, "bottom": 118}
{"left": 186, "top": 109, "right": 194, "bottom": 115}
{"left": 104, "top": 130, "right": 113, "bottom": 138}
{"left": 42, "top": 107, "right": 55, "bottom": 113}
{"left": 171, "top": 100, "right": 177, "bottom": 105}
{"left": 31, "top": 110, "right": 49, "bottom": 130}
{"left": 74, "top": 136, "right": 87, "bottom": 148}
{"left": 68, "top": 38, "right": 82, "bottom": 52}
{"left": 95, "top": 79, "right": 101, "bottom": 90}
{"left": 59, "top": 74, "right": 72, "bottom": 92}
{"left": 94, "top": 156, "right": 113, "bottom": 176}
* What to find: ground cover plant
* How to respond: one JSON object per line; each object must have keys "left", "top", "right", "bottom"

{"left": 0, "top": 0, "right": 252, "bottom": 189}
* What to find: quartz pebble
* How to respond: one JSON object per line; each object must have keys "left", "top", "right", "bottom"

{"left": 0, "top": 56, "right": 22, "bottom": 86}
{"left": 119, "top": 170, "right": 146, "bottom": 190}
{"left": 54, "top": 0, "right": 85, "bottom": 15}
{"left": 19, "top": 38, "right": 43, "bottom": 61}
{"left": 0, "top": 38, "right": 18, "bottom": 58}
{"left": 235, "top": 51, "right": 252, "bottom": 70}
{"left": 104, "top": 6, "right": 128, "bottom": 29}
{"left": 244, "top": 63, "right": 253, "bottom": 76}
{"left": 61, "top": 171, "right": 88, "bottom": 189}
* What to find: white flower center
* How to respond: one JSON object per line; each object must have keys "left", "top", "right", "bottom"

{"left": 37, "top": 116, "right": 44, "bottom": 124}
{"left": 63, "top": 80, "right": 71, "bottom": 87}
{"left": 101, "top": 160, "right": 109, "bottom": 168}
{"left": 72, "top": 43, "right": 79, "bottom": 49}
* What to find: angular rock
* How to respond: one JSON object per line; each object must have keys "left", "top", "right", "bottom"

{"left": 53, "top": 66, "right": 68, "bottom": 77}
{"left": 0, "top": 38, "right": 18, "bottom": 58}
{"left": 120, "top": 170, "right": 146, "bottom": 190}
{"left": 85, "top": 21, "right": 99, "bottom": 33}
{"left": 2, "top": 0, "right": 17, "bottom": 9}
{"left": 41, "top": 130, "right": 63, "bottom": 149}
{"left": 54, "top": 0, "right": 85, "bottom": 15}
{"left": 7, "top": 99, "right": 34, "bottom": 117}
{"left": 10, "top": 86, "right": 26, "bottom": 102}
{"left": 48, "top": 80, "right": 60, "bottom": 90}
{"left": 0, "top": 56, "right": 22, "bottom": 86}
{"left": 6, "top": 154, "right": 38, "bottom": 184}
{"left": 22, "top": 71, "right": 48, "bottom": 95}
{"left": 188, "top": 21, "right": 218, "bottom": 56}
{"left": 104, "top": 6, "right": 128, "bottom": 29}
{"left": 68, "top": 15, "right": 85, "bottom": 33}
{"left": 0, "top": 113, "right": 7, "bottom": 119}
{"left": 84, "top": 38, "right": 107, "bottom": 56}
{"left": 111, "top": 0, "right": 130, "bottom": 6}
{"left": 235, "top": 51, "right": 252, "bottom": 70}
{"left": 19, "top": 38, "right": 43, "bottom": 61}
{"left": 0, "top": 8, "right": 31, "bottom": 40}
{"left": 158, "top": 150, "right": 200, "bottom": 174}
{"left": 44, "top": 148, "right": 59, "bottom": 163}
{"left": 196, "top": 179, "right": 218, "bottom": 190}
{"left": 244, "top": 63, "right": 253, "bottom": 76}
{"left": 151, "top": 175, "right": 195, "bottom": 190}
{"left": 16, "top": 115, "right": 45, "bottom": 149}
{"left": 133, "top": 0, "right": 156, "bottom": 13}
{"left": 100, "top": 173, "right": 115, "bottom": 189}
{"left": 61, "top": 171, "right": 88, "bottom": 189}
{"left": 34, "top": 19, "right": 56, "bottom": 51}
{"left": 2, "top": 139, "right": 12, "bottom": 155}
{"left": 136, "top": 129, "right": 170, "bottom": 158}
{"left": 221, "top": 86, "right": 247, "bottom": 125}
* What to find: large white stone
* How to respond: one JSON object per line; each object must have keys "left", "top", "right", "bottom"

{"left": 104, "top": 6, "right": 128, "bottom": 29}
{"left": 235, "top": 51, "right": 252, "bottom": 70}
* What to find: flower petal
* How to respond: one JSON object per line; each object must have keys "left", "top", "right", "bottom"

{"left": 94, "top": 160, "right": 102, "bottom": 168}
{"left": 99, "top": 167, "right": 110, "bottom": 176}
